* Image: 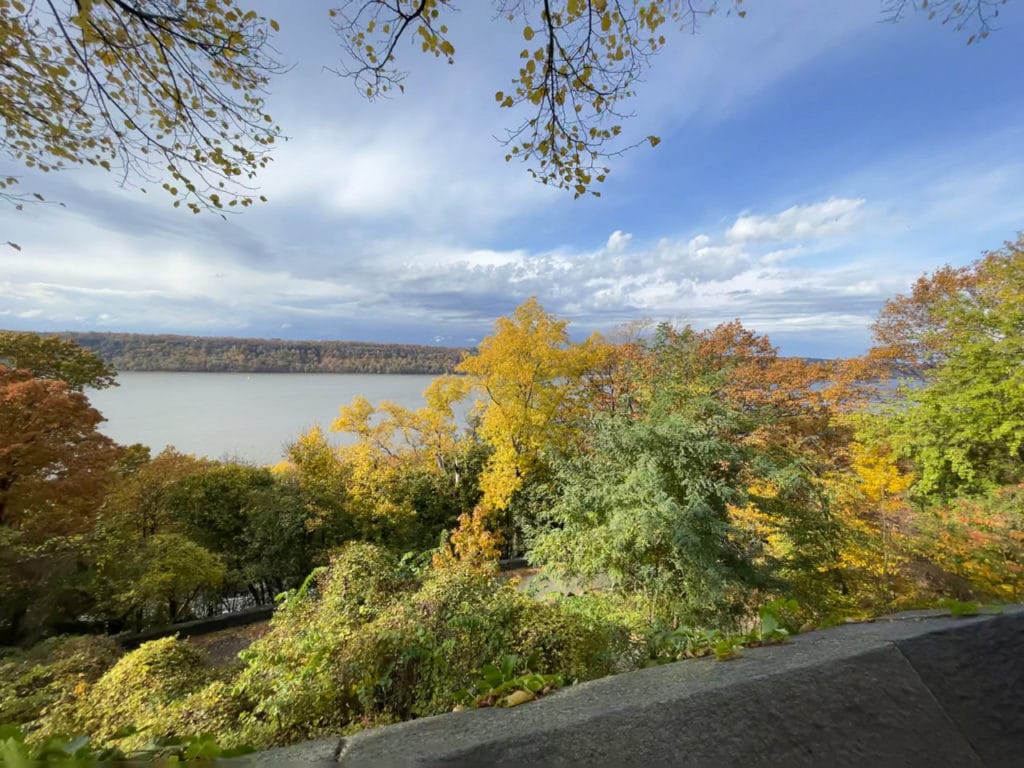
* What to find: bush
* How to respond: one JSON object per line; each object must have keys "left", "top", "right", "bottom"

{"left": 0, "top": 635, "right": 121, "bottom": 731}
{"left": 225, "top": 545, "right": 638, "bottom": 747}
{"left": 513, "top": 596, "right": 638, "bottom": 681}
{"left": 157, "top": 679, "right": 251, "bottom": 750}
{"left": 20, "top": 547, "right": 642, "bottom": 751}
{"left": 39, "top": 636, "right": 214, "bottom": 749}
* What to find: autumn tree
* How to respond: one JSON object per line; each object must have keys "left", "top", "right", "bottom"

{"left": 875, "top": 236, "right": 1024, "bottom": 499}
{"left": 96, "top": 447, "right": 209, "bottom": 541}
{"left": 276, "top": 425, "right": 355, "bottom": 545}
{"left": 0, "top": 367, "right": 119, "bottom": 537}
{"left": 0, "top": 0, "right": 282, "bottom": 212}
{"left": 0, "top": 332, "right": 116, "bottom": 390}
{"left": 0, "top": 366, "right": 120, "bottom": 640}
{"left": 456, "top": 298, "right": 602, "bottom": 523}
{"left": 3, "top": 1, "right": 1006, "bottom": 209}
{"left": 329, "top": 375, "right": 484, "bottom": 550}
{"left": 332, "top": 0, "right": 1008, "bottom": 196}
{"left": 823, "top": 430, "right": 916, "bottom": 611}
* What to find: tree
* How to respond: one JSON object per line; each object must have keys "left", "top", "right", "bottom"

{"left": 0, "top": 0, "right": 282, "bottom": 212}
{"left": 2, "top": 1, "right": 1007, "bottom": 209}
{"left": 0, "top": 332, "right": 117, "bottom": 390}
{"left": 455, "top": 297, "right": 602, "bottom": 516}
{"left": 98, "top": 447, "right": 209, "bottom": 540}
{"left": 333, "top": 0, "right": 1008, "bottom": 197}
{"left": 0, "top": 366, "right": 120, "bottom": 640}
{"left": 329, "top": 376, "right": 484, "bottom": 549}
{"left": 277, "top": 425, "right": 354, "bottom": 543}
{"left": 876, "top": 236, "right": 1024, "bottom": 499}
{"left": 823, "top": 432, "right": 915, "bottom": 611}
{"left": 161, "top": 464, "right": 313, "bottom": 604}
{"left": 532, "top": 411, "right": 759, "bottom": 624}
{"left": 881, "top": 0, "right": 1009, "bottom": 44}
{"left": 93, "top": 531, "right": 226, "bottom": 628}
{"left": 89, "top": 448, "right": 220, "bottom": 628}
{"left": 0, "top": 367, "right": 119, "bottom": 537}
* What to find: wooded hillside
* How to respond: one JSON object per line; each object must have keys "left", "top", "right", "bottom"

{"left": 7, "top": 332, "right": 468, "bottom": 375}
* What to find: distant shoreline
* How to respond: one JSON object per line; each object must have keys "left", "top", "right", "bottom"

{"left": 8, "top": 330, "right": 468, "bottom": 376}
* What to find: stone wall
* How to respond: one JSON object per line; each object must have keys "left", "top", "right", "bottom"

{"left": 235, "top": 608, "right": 1023, "bottom": 767}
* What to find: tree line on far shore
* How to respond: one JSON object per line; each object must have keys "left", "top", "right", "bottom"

{"left": 0, "top": 332, "right": 466, "bottom": 376}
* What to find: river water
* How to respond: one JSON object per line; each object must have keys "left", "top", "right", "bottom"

{"left": 87, "top": 372, "right": 438, "bottom": 465}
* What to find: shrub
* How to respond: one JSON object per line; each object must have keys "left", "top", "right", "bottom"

{"left": 157, "top": 679, "right": 250, "bottom": 749}
{"left": 512, "top": 598, "right": 634, "bottom": 682}
{"left": 26, "top": 546, "right": 642, "bottom": 751}
{"left": 40, "top": 636, "right": 214, "bottom": 749}
{"left": 228, "top": 546, "right": 639, "bottom": 747}
{"left": 0, "top": 635, "right": 121, "bottom": 731}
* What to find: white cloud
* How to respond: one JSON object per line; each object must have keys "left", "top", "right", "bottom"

{"left": 0, "top": 195, "right": 902, "bottom": 349}
{"left": 727, "top": 197, "right": 866, "bottom": 244}
{"left": 606, "top": 230, "right": 632, "bottom": 252}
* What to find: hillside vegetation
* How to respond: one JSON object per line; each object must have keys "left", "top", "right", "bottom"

{"left": 3, "top": 332, "right": 466, "bottom": 375}
{"left": 0, "top": 236, "right": 1021, "bottom": 760}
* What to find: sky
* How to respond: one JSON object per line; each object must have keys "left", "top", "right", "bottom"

{"left": 2, "top": 1, "right": 1022, "bottom": 358}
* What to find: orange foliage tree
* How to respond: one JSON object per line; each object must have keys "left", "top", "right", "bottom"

{"left": 0, "top": 366, "right": 120, "bottom": 640}
{"left": 0, "top": 367, "right": 119, "bottom": 540}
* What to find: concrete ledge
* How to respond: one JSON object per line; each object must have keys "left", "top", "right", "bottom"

{"left": 116, "top": 604, "right": 274, "bottom": 649}
{"left": 242, "top": 608, "right": 1023, "bottom": 767}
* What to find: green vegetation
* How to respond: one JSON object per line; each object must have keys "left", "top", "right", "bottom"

{"left": 1, "top": 235, "right": 1021, "bottom": 757}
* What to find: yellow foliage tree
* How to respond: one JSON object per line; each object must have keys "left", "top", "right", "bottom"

{"left": 431, "top": 505, "right": 502, "bottom": 571}
{"left": 826, "top": 437, "right": 915, "bottom": 609}
{"left": 456, "top": 297, "right": 602, "bottom": 515}
{"left": 330, "top": 375, "right": 474, "bottom": 536}
{"left": 0, "top": 0, "right": 283, "bottom": 212}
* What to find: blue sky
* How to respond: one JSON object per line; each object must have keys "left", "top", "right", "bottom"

{"left": 2, "top": 1, "right": 1022, "bottom": 357}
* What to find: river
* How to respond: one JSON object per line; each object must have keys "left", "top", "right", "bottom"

{"left": 87, "top": 372, "right": 438, "bottom": 465}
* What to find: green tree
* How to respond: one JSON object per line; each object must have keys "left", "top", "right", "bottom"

{"left": 878, "top": 236, "right": 1024, "bottom": 499}
{"left": 162, "top": 464, "right": 313, "bottom": 604}
{"left": 532, "top": 319, "right": 850, "bottom": 621}
{"left": 532, "top": 412, "right": 758, "bottom": 624}
{"left": 93, "top": 531, "right": 226, "bottom": 628}
{"left": 90, "top": 448, "right": 220, "bottom": 629}
{"left": 0, "top": 332, "right": 116, "bottom": 390}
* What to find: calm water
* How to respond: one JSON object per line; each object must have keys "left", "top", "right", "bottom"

{"left": 87, "top": 372, "right": 438, "bottom": 465}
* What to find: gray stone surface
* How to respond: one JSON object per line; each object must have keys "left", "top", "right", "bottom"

{"left": 231, "top": 737, "right": 343, "bottom": 766}
{"left": 235, "top": 608, "right": 1024, "bottom": 767}
{"left": 894, "top": 611, "right": 1024, "bottom": 767}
